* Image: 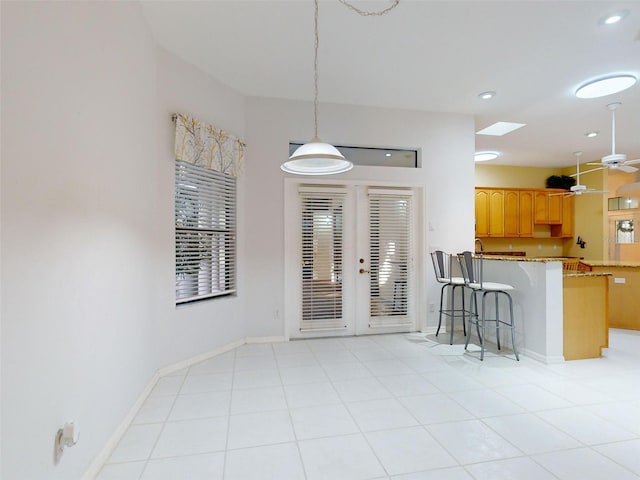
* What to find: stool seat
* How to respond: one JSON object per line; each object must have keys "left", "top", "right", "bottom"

{"left": 468, "top": 281, "right": 513, "bottom": 291}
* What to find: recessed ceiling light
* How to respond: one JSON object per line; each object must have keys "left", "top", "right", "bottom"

{"left": 575, "top": 75, "right": 637, "bottom": 99}
{"left": 600, "top": 10, "right": 628, "bottom": 25}
{"left": 585, "top": 131, "right": 599, "bottom": 138}
{"left": 478, "top": 91, "right": 496, "bottom": 100}
{"left": 474, "top": 151, "right": 500, "bottom": 162}
{"left": 385, "top": 153, "right": 392, "bottom": 157}
{"left": 476, "top": 122, "right": 526, "bottom": 136}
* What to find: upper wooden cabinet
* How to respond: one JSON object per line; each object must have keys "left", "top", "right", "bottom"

{"left": 475, "top": 189, "right": 504, "bottom": 237}
{"left": 534, "top": 190, "right": 563, "bottom": 225}
{"left": 551, "top": 195, "right": 574, "bottom": 238}
{"left": 476, "top": 187, "right": 572, "bottom": 238}
{"left": 504, "top": 190, "right": 533, "bottom": 237}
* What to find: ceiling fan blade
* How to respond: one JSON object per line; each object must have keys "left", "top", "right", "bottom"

{"left": 586, "top": 162, "right": 603, "bottom": 166}
{"left": 618, "top": 165, "right": 639, "bottom": 173}
{"left": 624, "top": 158, "right": 640, "bottom": 166}
{"left": 577, "top": 166, "right": 606, "bottom": 175}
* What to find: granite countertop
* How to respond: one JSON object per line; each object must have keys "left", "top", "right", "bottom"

{"left": 481, "top": 255, "right": 568, "bottom": 263}
{"left": 582, "top": 261, "right": 640, "bottom": 268}
{"left": 563, "top": 272, "right": 612, "bottom": 278}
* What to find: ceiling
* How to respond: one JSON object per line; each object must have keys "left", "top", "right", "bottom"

{"left": 141, "top": 1, "right": 640, "bottom": 169}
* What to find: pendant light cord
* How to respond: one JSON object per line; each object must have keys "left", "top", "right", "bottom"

{"left": 312, "top": 0, "right": 399, "bottom": 140}
{"left": 313, "top": 0, "right": 320, "bottom": 140}
{"left": 338, "top": 0, "right": 400, "bottom": 16}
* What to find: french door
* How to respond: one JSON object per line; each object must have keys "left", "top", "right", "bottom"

{"left": 287, "top": 183, "right": 418, "bottom": 338}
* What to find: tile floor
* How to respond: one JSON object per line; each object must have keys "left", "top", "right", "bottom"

{"left": 97, "top": 329, "right": 640, "bottom": 480}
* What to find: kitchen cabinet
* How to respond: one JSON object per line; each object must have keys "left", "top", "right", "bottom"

{"left": 551, "top": 195, "right": 574, "bottom": 238}
{"left": 588, "top": 264, "right": 640, "bottom": 330}
{"left": 534, "top": 191, "right": 563, "bottom": 225}
{"left": 504, "top": 190, "right": 533, "bottom": 237}
{"left": 563, "top": 274, "right": 609, "bottom": 360}
{"left": 476, "top": 187, "right": 572, "bottom": 239}
{"left": 475, "top": 189, "right": 504, "bottom": 237}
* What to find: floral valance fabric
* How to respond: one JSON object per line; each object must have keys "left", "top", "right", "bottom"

{"left": 173, "top": 113, "right": 244, "bottom": 177}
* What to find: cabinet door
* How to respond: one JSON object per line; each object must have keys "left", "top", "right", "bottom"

{"left": 561, "top": 195, "right": 574, "bottom": 237}
{"left": 534, "top": 191, "right": 549, "bottom": 224}
{"left": 475, "top": 190, "right": 490, "bottom": 237}
{"left": 488, "top": 190, "right": 505, "bottom": 237}
{"left": 548, "top": 194, "right": 563, "bottom": 225}
{"left": 504, "top": 190, "right": 519, "bottom": 237}
{"left": 518, "top": 190, "right": 534, "bottom": 237}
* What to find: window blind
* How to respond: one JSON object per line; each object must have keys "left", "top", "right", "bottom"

{"left": 299, "top": 187, "right": 346, "bottom": 331}
{"left": 175, "top": 160, "right": 236, "bottom": 303}
{"left": 368, "top": 189, "right": 413, "bottom": 324}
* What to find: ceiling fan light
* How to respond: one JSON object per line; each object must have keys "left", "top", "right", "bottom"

{"left": 575, "top": 75, "right": 637, "bottom": 99}
{"left": 602, "top": 153, "right": 627, "bottom": 164}
{"left": 282, "top": 141, "right": 353, "bottom": 175}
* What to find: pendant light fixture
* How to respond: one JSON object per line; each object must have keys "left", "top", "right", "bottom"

{"left": 282, "top": 0, "right": 352, "bottom": 175}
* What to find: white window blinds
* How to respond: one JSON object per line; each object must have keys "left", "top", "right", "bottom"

{"left": 299, "top": 187, "right": 346, "bottom": 331}
{"left": 368, "top": 189, "right": 413, "bottom": 323}
{"left": 175, "top": 160, "right": 236, "bottom": 303}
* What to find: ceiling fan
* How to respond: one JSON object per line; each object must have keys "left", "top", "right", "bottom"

{"left": 552, "top": 151, "right": 607, "bottom": 197}
{"left": 581, "top": 103, "right": 640, "bottom": 175}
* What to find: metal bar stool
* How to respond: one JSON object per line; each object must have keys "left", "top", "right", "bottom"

{"left": 457, "top": 251, "right": 519, "bottom": 361}
{"left": 430, "top": 250, "right": 467, "bottom": 345}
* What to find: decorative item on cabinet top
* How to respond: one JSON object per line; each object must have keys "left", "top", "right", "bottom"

{"left": 475, "top": 187, "right": 574, "bottom": 239}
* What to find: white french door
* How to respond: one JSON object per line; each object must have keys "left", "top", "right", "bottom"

{"left": 287, "top": 183, "right": 418, "bottom": 339}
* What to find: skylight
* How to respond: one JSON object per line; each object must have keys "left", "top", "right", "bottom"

{"left": 476, "top": 122, "right": 526, "bottom": 136}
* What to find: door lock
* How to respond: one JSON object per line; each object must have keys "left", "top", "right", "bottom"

{"left": 359, "top": 268, "right": 370, "bottom": 274}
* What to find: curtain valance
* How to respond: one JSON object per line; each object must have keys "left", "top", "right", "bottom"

{"left": 173, "top": 113, "right": 244, "bottom": 177}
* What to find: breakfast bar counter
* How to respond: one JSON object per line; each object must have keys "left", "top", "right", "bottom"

{"left": 480, "top": 256, "right": 610, "bottom": 363}
{"left": 582, "top": 261, "right": 640, "bottom": 331}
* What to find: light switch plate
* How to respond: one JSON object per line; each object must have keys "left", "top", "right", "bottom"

{"left": 614, "top": 277, "right": 626, "bottom": 284}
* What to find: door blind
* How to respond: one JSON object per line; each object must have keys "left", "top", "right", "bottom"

{"left": 368, "top": 189, "right": 413, "bottom": 326}
{"left": 299, "top": 188, "right": 346, "bottom": 331}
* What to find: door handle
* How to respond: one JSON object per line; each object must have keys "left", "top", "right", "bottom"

{"left": 359, "top": 268, "right": 370, "bottom": 274}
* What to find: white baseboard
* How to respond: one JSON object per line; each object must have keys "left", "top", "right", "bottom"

{"left": 522, "top": 348, "right": 565, "bottom": 364}
{"left": 81, "top": 371, "right": 160, "bottom": 480}
{"left": 157, "top": 339, "right": 245, "bottom": 377}
{"left": 83, "top": 336, "right": 252, "bottom": 479}
{"left": 245, "top": 335, "right": 287, "bottom": 344}
{"left": 421, "top": 326, "right": 439, "bottom": 335}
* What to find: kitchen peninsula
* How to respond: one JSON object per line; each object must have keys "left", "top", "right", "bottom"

{"left": 480, "top": 256, "right": 609, "bottom": 363}
{"left": 583, "top": 261, "right": 640, "bottom": 331}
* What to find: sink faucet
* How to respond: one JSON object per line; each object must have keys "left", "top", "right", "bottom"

{"left": 475, "top": 238, "right": 484, "bottom": 253}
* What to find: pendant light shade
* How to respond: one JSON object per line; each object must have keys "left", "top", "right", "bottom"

{"left": 281, "top": 0, "right": 353, "bottom": 175}
{"left": 281, "top": 0, "right": 397, "bottom": 175}
{"left": 282, "top": 140, "right": 352, "bottom": 175}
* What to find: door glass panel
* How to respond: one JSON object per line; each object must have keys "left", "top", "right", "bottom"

{"left": 615, "top": 219, "right": 635, "bottom": 244}
{"left": 299, "top": 191, "right": 345, "bottom": 331}
{"left": 368, "top": 192, "right": 412, "bottom": 324}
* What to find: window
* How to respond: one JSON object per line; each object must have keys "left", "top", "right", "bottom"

{"left": 289, "top": 144, "right": 418, "bottom": 168}
{"left": 175, "top": 159, "right": 236, "bottom": 303}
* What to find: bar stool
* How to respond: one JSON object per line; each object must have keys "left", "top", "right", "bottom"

{"left": 457, "top": 251, "right": 519, "bottom": 361}
{"left": 430, "top": 250, "right": 467, "bottom": 345}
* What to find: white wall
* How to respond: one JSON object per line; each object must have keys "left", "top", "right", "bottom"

{"left": 1, "top": 2, "right": 246, "bottom": 479}
{"left": 244, "top": 97, "right": 475, "bottom": 336}
{"left": 153, "top": 48, "right": 247, "bottom": 369}
{"left": 1, "top": 2, "right": 476, "bottom": 478}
